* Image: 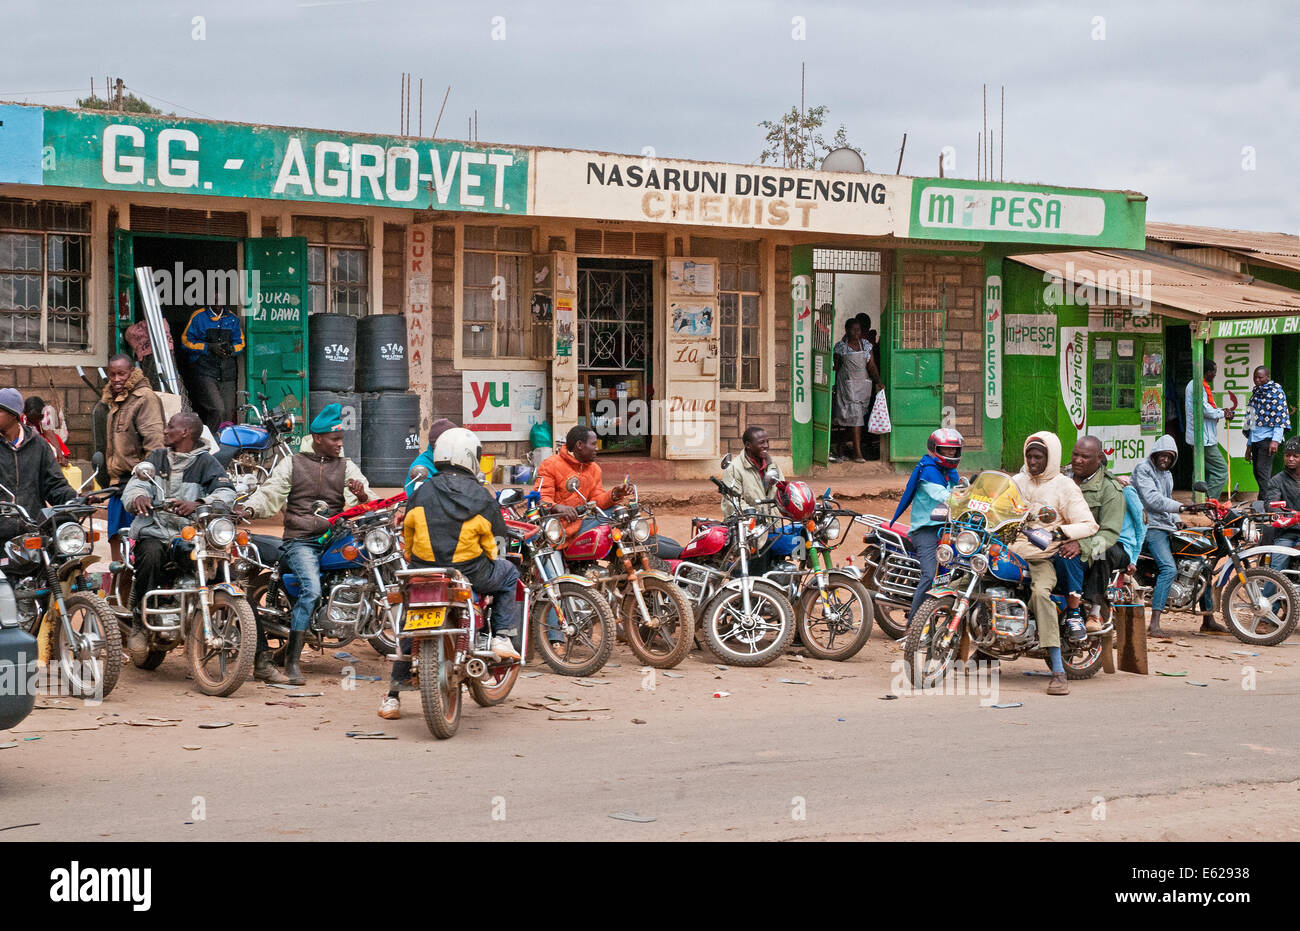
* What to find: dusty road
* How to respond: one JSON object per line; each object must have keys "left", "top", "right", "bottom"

{"left": 4, "top": 496, "right": 1299, "bottom": 842}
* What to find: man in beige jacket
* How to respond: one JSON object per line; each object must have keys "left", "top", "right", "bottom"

{"left": 1011, "top": 431, "right": 1098, "bottom": 696}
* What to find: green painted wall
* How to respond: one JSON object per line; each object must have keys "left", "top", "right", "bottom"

{"left": 1000, "top": 261, "right": 1070, "bottom": 470}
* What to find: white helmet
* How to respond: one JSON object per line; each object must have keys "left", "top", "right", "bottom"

{"left": 432, "top": 427, "right": 482, "bottom": 475}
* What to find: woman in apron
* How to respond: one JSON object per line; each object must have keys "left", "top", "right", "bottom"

{"left": 833, "top": 319, "right": 874, "bottom": 462}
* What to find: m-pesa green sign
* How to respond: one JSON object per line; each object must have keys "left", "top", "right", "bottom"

{"left": 35, "top": 107, "right": 528, "bottom": 212}
{"left": 907, "top": 178, "right": 1145, "bottom": 247}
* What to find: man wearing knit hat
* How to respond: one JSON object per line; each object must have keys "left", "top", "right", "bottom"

{"left": 235, "top": 402, "right": 372, "bottom": 684}
{"left": 404, "top": 417, "right": 456, "bottom": 495}
{"left": 0, "top": 387, "right": 76, "bottom": 543}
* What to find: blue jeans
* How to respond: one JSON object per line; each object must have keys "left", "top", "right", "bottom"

{"left": 1272, "top": 534, "right": 1299, "bottom": 573}
{"left": 282, "top": 538, "right": 326, "bottom": 633}
{"left": 1144, "top": 528, "right": 1178, "bottom": 612}
{"left": 908, "top": 526, "right": 941, "bottom": 621}
{"left": 1052, "top": 553, "right": 1084, "bottom": 598}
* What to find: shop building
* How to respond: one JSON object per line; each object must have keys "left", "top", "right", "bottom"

{"left": 0, "top": 102, "right": 1146, "bottom": 480}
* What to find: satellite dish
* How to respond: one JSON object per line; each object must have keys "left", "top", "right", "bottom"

{"left": 820, "top": 147, "right": 865, "bottom": 173}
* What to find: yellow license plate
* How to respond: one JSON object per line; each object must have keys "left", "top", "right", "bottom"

{"left": 404, "top": 607, "right": 446, "bottom": 631}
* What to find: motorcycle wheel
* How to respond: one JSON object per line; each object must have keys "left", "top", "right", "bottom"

{"left": 796, "top": 576, "right": 873, "bottom": 662}
{"left": 419, "top": 637, "right": 461, "bottom": 739}
{"left": 188, "top": 590, "right": 257, "bottom": 697}
{"left": 1063, "top": 638, "right": 1106, "bottom": 680}
{"left": 57, "top": 593, "right": 122, "bottom": 699}
{"left": 467, "top": 660, "right": 521, "bottom": 707}
{"left": 701, "top": 582, "right": 795, "bottom": 667}
{"left": 903, "top": 595, "right": 961, "bottom": 689}
{"left": 622, "top": 577, "right": 695, "bottom": 669}
{"left": 131, "top": 649, "right": 167, "bottom": 670}
{"left": 366, "top": 619, "right": 399, "bottom": 658}
{"left": 530, "top": 581, "right": 617, "bottom": 677}
{"left": 859, "top": 545, "right": 910, "bottom": 640}
{"left": 1221, "top": 567, "right": 1300, "bottom": 646}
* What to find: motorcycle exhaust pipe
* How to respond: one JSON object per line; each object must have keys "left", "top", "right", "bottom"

{"left": 465, "top": 657, "right": 488, "bottom": 679}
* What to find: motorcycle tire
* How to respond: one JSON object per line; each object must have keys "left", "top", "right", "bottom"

{"left": 57, "top": 593, "right": 123, "bottom": 699}
{"left": 467, "top": 660, "right": 521, "bottom": 707}
{"left": 859, "top": 545, "right": 910, "bottom": 640}
{"left": 188, "top": 590, "right": 257, "bottom": 697}
{"left": 130, "top": 646, "right": 168, "bottom": 670}
{"left": 1221, "top": 566, "right": 1300, "bottom": 646}
{"left": 903, "top": 594, "right": 961, "bottom": 690}
{"left": 700, "top": 581, "right": 796, "bottom": 667}
{"left": 367, "top": 626, "right": 399, "bottom": 658}
{"left": 530, "top": 581, "right": 616, "bottom": 677}
{"left": 796, "top": 575, "right": 873, "bottom": 662}
{"left": 419, "top": 637, "right": 462, "bottom": 739}
{"left": 622, "top": 576, "right": 695, "bottom": 669}
{"left": 1063, "top": 638, "right": 1106, "bottom": 680}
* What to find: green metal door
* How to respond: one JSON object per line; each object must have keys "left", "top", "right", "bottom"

{"left": 112, "top": 228, "right": 134, "bottom": 353}
{"left": 244, "top": 237, "right": 309, "bottom": 434}
{"left": 888, "top": 279, "right": 945, "bottom": 462}
{"left": 811, "top": 281, "right": 834, "bottom": 466}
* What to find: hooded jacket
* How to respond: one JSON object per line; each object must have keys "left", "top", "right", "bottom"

{"left": 0, "top": 424, "right": 75, "bottom": 542}
{"left": 1130, "top": 434, "right": 1183, "bottom": 533}
{"left": 121, "top": 446, "right": 235, "bottom": 542}
{"left": 1010, "top": 431, "right": 1098, "bottom": 558}
{"left": 403, "top": 465, "right": 506, "bottom": 576}
{"left": 103, "top": 368, "right": 165, "bottom": 483}
{"left": 892, "top": 454, "right": 960, "bottom": 531}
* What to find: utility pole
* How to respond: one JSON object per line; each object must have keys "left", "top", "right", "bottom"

{"left": 114, "top": 77, "right": 124, "bottom": 110}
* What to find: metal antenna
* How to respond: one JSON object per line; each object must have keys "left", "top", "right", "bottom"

{"left": 432, "top": 85, "right": 450, "bottom": 138}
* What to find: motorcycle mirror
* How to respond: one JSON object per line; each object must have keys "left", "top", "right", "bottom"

{"left": 409, "top": 465, "right": 429, "bottom": 483}
{"left": 498, "top": 487, "right": 521, "bottom": 507}
{"left": 930, "top": 507, "right": 949, "bottom": 522}
{"left": 476, "top": 471, "right": 487, "bottom": 485}
{"left": 311, "top": 499, "right": 330, "bottom": 515}
{"left": 132, "top": 461, "right": 158, "bottom": 481}
{"left": 720, "top": 453, "right": 733, "bottom": 470}
{"left": 1024, "top": 528, "right": 1053, "bottom": 550}
{"left": 1272, "top": 500, "right": 1287, "bottom": 510}
{"left": 91, "top": 450, "right": 105, "bottom": 469}
{"left": 1193, "top": 481, "right": 1209, "bottom": 494}
{"left": 763, "top": 465, "right": 781, "bottom": 486}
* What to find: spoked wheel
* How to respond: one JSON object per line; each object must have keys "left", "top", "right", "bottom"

{"left": 530, "top": 581, "right": 617, "bottom": 677}
{"left": 419, "top": 637, "right": 462, "bottom": 739}
{"left": 1221, "top": 567, "right": 1300, "bottom": 646}
{"left": 367, "top": 605, "right": 401, "bottom": 658}
{"left": 903, "top": 595, "right": 961, "bottom": 689}
{"left": 188, "top": 590, "right": 257, "bottom": 697}
{"left": 56, "top": 593, "right": 122, "bottom": 699}
{"left": 796, "top": 575, "right": 874, "bottom": 661}
{"left": 622, "top": 577, "right": 695, "bottom": 669}
{"left": 467, "top": 660, "right": 521, "bottom": 707}
{"left": 1064, "top": 637, "right": 1106, "bottom": 680}
{"left": 701, "top": 582, "right": 796, "bottom": 667}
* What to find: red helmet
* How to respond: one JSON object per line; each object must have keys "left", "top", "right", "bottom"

{"left": 774, "top": 480, "right": 815, "bottom": 521}
{"left": 927, "top": 428, "right": 964, "bottom": 468}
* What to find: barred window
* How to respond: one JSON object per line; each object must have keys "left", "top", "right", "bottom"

{"left": 294, "top": 216, "right": 370, "bottom": 317}
{"left": 463, "top": 225, "right": 531, "bottom": 358}
{"left": 692, "top": 237, "right": 761, "bottom": 390}
{"left": 0, "top": 199, "right": 91, "bottom": 352}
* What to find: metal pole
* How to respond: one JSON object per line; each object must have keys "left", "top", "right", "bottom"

{"left": 1192, "top": 336, "right": 1205, "bottom": 501}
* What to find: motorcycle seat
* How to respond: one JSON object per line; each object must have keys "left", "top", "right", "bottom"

{"left": 879, "top": 520, "right": 910, "bottom": 536}
{"left": 249, "top": 533, "right": 285, "bottom": 567}
{"left": 691, "top": 518, "right": 724, "bottom": 534}
{"left": 651, "top": 535, "right": 683, "bottom": 561}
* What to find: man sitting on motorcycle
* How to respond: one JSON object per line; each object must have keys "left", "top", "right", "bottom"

{"left": 1011, "top": 432, "right": 1099, "bottom": 696}
{"left": 535, "top": 424, "right": 632, "bottom": 536}
{"left": 0, "top": 388, "right": 75, "bottom": 545}
{"left": 235, "top": 403, "right": 371, "bottom": 686}
{"left": 1262, "top": 436, "right": 1300, "bottom": 573}
{"left": 122, "top": 411, "right": 238, "bottom": 653}
{"left": 380, "top": 428, "right": 520, "bottom": 720}
{"left": 721, "top": 426, "right": 784, "bottom": 518}
{"left": 1064, "top": 436, "right": 1131, "bottom": 633}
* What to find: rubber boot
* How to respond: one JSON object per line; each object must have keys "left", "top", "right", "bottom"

{"left": 283, "top": 630, "right": 307, "bottom": 686}
{"left": 254, "top": 650, "right": 289, "bottom": 684}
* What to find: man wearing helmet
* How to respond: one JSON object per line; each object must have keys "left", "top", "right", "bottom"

{"left": 383, "top": 427, "right": 521, "bottom": 719}
{"left": 891, "top": 427, "right": 964, "bottom": 623}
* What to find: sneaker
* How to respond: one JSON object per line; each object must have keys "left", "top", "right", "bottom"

{"left": 378, "top": 697, "right": 401, "bottom": 720}
{"left": 1064, "top": 611, "right": 1087, "bottom": 642}
{"left": 489, "top": 636, "right": 521, "bottom": 661}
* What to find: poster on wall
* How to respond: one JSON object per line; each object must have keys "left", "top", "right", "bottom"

{"left": 671, "top": 302, "right": 714, "bottom": 336}
{"left": 462, "top": 370, "right": 548, "bottom": 440}
{"left": 668, "top": 259, "right": 716, "bottom": 295}
{"left": 554, "top": 297, "right": 574, "bottom": 358}
{"left": 1058, "top": 327, "right": 1088, "bottom": 437}
{"left": 1140, "top": 386, "right": 1163, "bottom": 434}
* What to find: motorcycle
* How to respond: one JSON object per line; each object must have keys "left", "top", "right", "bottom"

{"left": 495, "top": 486, "right": 618, "bottom": 677}
{"left": 0, "top": 567, "right": 38, "bottom": 730}
{"left": 0, "top": 479, "right": 121, "bottom": 700}
{"left": 555, "top": 476, "right": 695, "bottom": 669}
{"left": 763, "top": 486, "right": 873, "bottom": 661}
{"left": 670, "top": 477, "right": 797, "bottom": 666}
{"left": 1134, "top": 482, "right": 1299, "bottom": 646}
{"left": 903, "top": 471, "right": 1112, "bottom": 688}
{"left": 121, "top": 461, "right": 257, "bottom": 696}
{"left": 238, "top": 492, "right": 407, "bottom": 660}
{"left": 857, "top": 514, "right": 923, "bottom": 640}
{"left": 213, "top": 374, "right": 298, "bottom": 493}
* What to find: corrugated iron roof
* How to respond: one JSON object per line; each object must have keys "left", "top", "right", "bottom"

{"left": 1146, "top": 221, "right": 1300, "bottom": 258}
{"left": 1010, "top": 249, "right": 1300, "bottom": 320}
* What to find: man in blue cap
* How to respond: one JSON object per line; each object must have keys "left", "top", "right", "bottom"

{"left": 236, "top": 403, "right": 371, "bottom": 684}
{"left": 0, "top": 387, "right": 76, "bottom": 544}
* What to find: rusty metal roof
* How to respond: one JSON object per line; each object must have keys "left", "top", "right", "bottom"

{"left": 1145, "top": 221, "right": 1300, "bottom": 258}
{"left": 1010, "top": 248, "right": 1300, "bottom": 320}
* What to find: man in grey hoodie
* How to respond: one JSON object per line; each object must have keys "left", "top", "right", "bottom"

{"left": 1130, "top": 434, "right": 1221, "bottom": 636}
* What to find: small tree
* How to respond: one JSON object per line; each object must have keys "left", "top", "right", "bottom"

{"left": 76, "top": 92, "right": 166, "bottom": 115}
{"left": 757, "top": 104, "right": 862, "bottom": 170}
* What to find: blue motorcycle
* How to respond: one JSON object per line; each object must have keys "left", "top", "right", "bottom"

{"left": 237, "top": 494, "right": 407, "bottom": 658}
{"left": 213, "top": 388, "right": 297, "bottom": 493}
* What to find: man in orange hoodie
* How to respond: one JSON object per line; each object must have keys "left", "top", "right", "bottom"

{"left": 535, "top": 424, "right": 632, "bottom": 537}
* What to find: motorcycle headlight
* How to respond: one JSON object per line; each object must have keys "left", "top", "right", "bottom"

{"left": 970, "top": 553, "right": 990, "bottom": 574}
{"left": 542, "top": 516, "right": 566, "bottom": 546}
{"left": 954, "top": 530, "right": 981, "bottom": 557}
{"left": 1241, "top": 519, "right": 1259, "bottom": 545}
{"left": 55, "top": 522, "right": 88, "bottom": 555}
{"left": 628, "top": 517, "right": 652, "bottom": 543}
{"left": 818, "top": 516, "right": 842, "bottom": 542}
{"left": 936, "top": 543, "right": 954, "bottom": 565}
{"left": 364, "top": 528, "right": 393, "bottom": 555}
{"left": 206, "top": 517, "right": 237, "bottom": 548}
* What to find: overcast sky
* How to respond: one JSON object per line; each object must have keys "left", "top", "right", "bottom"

{"left": 4, "top": 0, "right": 1296, "bottom": 233}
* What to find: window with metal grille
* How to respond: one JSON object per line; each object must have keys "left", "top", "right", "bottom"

{"left": 0, "top": 198, "right": 91, "bottom": 352}
{"left": 294, "top": 216, "right": 370, "bottom": 317}
{"left": 1088, "top": 335, "right": 1137, "bottom": 412}
{"left": 692, "top": 237, "right": 761, "bottom": 391}
{"left": 463, "top": 225, "right": 531, "bottom": 358}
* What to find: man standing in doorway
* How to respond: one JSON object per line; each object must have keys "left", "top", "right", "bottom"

{"left": 181, "top": 304, "right": 245, "bottom": 433}
{"left": 1184, "top": 359, "right": 1235, "bottom": 500}
{"left": 1244, "top": 365, "right": 1291, "bottom": 497}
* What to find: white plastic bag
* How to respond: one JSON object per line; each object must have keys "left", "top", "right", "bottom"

{"left": 868, "top": 392, "right": 892, "bottom": 435}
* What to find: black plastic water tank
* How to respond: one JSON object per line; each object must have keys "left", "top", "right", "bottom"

{"left": 308, "top": 313, "right": 357, "bottom": 391}
{"left": 308, "top": 391, "right": 363, "bottom": 461}
{"left": 361, "top": 392, "right": 421, "bottom": 487}
{"left": 356, "top": 314, "right": 410, "bottom": 393}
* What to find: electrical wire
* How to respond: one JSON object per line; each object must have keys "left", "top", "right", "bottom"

{"left": 124, "top": 86, "right": 215, "bottom": 119}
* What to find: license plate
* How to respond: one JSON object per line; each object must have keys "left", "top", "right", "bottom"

{"left": 404, "top": 607, "right": 446, "bottom": 631}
